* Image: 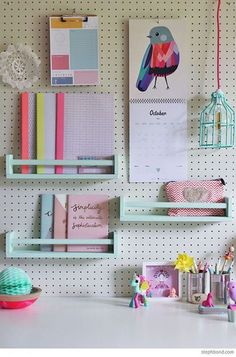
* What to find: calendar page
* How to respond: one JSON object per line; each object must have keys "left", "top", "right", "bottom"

{"left": 129, "top": 101, "right": 187, "bottom": 182}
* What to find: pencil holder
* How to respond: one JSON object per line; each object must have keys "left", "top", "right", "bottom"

{"left": 187, "top": 273, "right": 205, "bottom": 303}
{"left": 210, "top": 273, "right": 230, "bottom": 305}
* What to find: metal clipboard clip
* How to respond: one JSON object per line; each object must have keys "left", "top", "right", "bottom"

{"left": 59, "top": 13, "right": 90, "bottom": 22}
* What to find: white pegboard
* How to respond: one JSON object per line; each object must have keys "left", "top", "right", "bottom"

{"left": 0, "top": 0, "right": 235, "bottom": 296}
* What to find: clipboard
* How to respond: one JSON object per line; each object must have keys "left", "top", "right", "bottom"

{"left": 49, "top": 15, "right": 99, "bottom": 86}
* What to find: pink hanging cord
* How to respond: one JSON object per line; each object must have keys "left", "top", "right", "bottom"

{"left": 216, "top": 0, "right": 221, "bottom": 90}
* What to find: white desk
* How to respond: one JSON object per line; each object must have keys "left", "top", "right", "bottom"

{"left": 0, "top": 297, "right": 235, "bottom": 348}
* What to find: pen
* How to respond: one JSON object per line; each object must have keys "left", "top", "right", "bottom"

{"left": 198, "top": 261, "right": 204, "bottom": 273}
{"left": 221, "top": 245, "right": 234, "bottom": 274}
{"left": 214, "top": 258, "right": 222, "bottom": 275}
{"left": 227, "top": 260, "right": 234, "bottom": 274}
{"left": 208, "top": 267, "right": 214, "bottom": 274}
{"left": 204, "top": 262, "right": 209, "bottom": 273}
{"left": 193, "top": 259, "right": 198, "bottom": 274}
{"left": 204, "top": 269, "right": 210, "bottom": 295}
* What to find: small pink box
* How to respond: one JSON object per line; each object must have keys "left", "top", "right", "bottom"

{"left": 142, "top": 262, "right": 182, "bottom": 300}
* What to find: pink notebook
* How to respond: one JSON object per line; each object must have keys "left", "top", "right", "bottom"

{"left": 21, "top": 92, "right": 36, "bottom": 173}
{"left": 55, "top": 93, "right": 114, "bottom": 174}
{"left": 67, "top": 195, "right": 109, "bottom": 252}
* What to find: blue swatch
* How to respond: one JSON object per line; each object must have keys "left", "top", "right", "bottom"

{"left": 70, "top": 29, "right": 98, "bottom": 70}
{"left": 52, "top": 77, "right": 73, "bottom": 85}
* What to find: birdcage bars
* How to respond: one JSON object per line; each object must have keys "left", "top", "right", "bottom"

{"left": 199, "top": 90, "right": 235, "bottom": 148}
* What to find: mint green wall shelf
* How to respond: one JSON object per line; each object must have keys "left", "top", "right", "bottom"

{"left": 6, "top": 231, "right": 119, "bottom": 258}
{"left": 6, "top": 154, "right": 119, "bottom": 180}
{"left": 120, "top": 196, "right": 232, "bottom": 222}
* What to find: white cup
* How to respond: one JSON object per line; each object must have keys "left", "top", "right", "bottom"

{"left": 228, "top": 309, "right": 236, "bottom": 323}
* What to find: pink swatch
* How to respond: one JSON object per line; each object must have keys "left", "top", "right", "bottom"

{"left": 52, "top": 55, "right": 69, "bottom": 70}
{"left": 74, "top": 71, "right": 99, "bottom": 85}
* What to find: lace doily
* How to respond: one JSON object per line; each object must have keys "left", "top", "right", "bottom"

{"left": 0, "top": 44, "right": 41, "bottom": 90}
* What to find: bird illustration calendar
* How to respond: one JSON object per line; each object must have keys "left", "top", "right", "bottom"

{"left": 129, "top": 19, "right": 188, "bottom": 182}
{"left": 129, "top": 19, "right": 188, "bottom": 99}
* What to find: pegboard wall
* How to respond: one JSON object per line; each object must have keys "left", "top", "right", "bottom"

{"left": 0, "top": 0, "right": 235, "bottom": 296}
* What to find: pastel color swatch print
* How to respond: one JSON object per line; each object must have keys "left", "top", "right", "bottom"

{"left": 50, "top": 16, "right": 99, "bottom": 86}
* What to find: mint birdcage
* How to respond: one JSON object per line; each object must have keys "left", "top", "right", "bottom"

{"left": 200, "top": 90, "right": 235, "bottom": 148}
{"left": 199, "top": 0, "right": 236, "bottom": 149}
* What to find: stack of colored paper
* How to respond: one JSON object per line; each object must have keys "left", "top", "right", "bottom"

{"left": 21, "top": 92, "right": 114, "bottom": 174}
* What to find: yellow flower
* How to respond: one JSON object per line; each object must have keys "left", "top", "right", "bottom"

{"left": 140, "top": 281, "right": 149, "bottom": 292}
{"left": 175, "top": 253, "right": 194, "bottom": 273}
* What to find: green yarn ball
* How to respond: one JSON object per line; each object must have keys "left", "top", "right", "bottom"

{"left": 0, "top": 267, "right": 32, "bottom": 295}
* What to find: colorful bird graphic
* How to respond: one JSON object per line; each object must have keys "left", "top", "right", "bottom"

{"left": 136, "top": 26, "right": 179, "bottom": 91}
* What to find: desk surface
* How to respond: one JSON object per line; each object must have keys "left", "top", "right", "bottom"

{"left": 0, "top": 297, "right": 235, "bottom": 348}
